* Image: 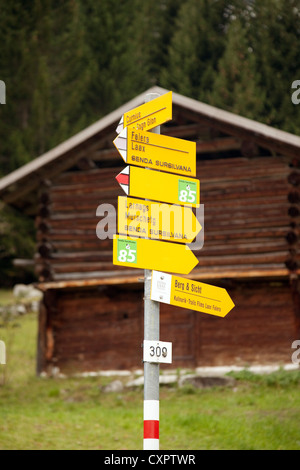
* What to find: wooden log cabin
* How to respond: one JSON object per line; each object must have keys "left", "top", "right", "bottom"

{"left": 1, "top": 86, "right": 300, "bottom": 375}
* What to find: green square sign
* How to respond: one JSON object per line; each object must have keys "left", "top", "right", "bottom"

{"left": 178, "top": 179, "right": 197, "bottom": 204}
{"left": 117, "top": 238, "right": 137, "bottom": 264}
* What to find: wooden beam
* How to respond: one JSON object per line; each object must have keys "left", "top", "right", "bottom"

{"left": 36, "top": 266, "right": 291, "bottom": 292}
{"left": 163, "top": 123, "right": 209, "bottom": 138}
{"left": 196, "top": 137, "right": 240, "bottom": 153}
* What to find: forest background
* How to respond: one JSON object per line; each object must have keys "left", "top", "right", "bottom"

{"left": 1, "top": 0, "right": 300, "bottom": 284}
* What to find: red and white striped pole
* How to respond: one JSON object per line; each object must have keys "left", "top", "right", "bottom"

{"left": 143, "top": 399, "right": 159, "bottom": 450}
{"left": 143, "top": 92, "right": 160, "bottom": 450}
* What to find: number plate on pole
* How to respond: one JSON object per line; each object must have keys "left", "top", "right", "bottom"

{"left": 143, "top": 340, "right": 172, "bottom": 364}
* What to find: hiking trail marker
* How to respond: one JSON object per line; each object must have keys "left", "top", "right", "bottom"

{"left": 151, "top": 271, "right": 235, "bottom": 318}
{"left": 115, "top": 165, "right": 200, "bottom": 207}
{"left": 117, "top": 196, "right": 202, "bottom": 244}
{"left": 110, "top": 90, "right": 234, "bottom": 450}
{"left": 116, "top": 91, "right": 172, "bottom": 134}
{"left": 113, "top": 234, "right": 198, "bottom": 275}
{"left": 114, "top": 127, "right": 196, "bottom": 176}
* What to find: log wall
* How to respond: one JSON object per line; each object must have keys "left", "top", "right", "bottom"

{"left": 37, "top": 279, "right": 296, "bottom": 374}
{"left": 36, "top": 154, "right": 293, "bottom": 282}
{"left": 35, "top": 150, "right": 300, "bottom": 374}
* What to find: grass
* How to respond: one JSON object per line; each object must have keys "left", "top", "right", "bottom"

{"left": 0, "top": 288, "right": 15, "bottom": 305}
{"left": 0, "top": 289, "right": 300, "bottom": 450}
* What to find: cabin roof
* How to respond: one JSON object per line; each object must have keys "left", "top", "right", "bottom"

{"left": 1, "top": 85, "right": 300, "bottom": 214}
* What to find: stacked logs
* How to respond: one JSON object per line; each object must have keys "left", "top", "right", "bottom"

{"left": 34, "top": 154, "right": 293, "bottom": 283}
{"left": 286, "top": 164, "right": 300, "bottom": 339}
{"left": 36, "top": 180, "right": 54, "bottom": 281}
{"left": 35, "top": 168, "right": 124, "bottom": 283}
{"left": 286, "top": 168, "right": 300, "bottom": 273}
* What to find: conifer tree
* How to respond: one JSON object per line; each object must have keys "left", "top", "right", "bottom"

{"left": 81, "top": 0, "right": 142, "bottom": 115}
{"left": 0, "top": 0, "right": 96, "bottom": 173}
{"left": 160, "top": 0, "right": 235, "bottom": 101}
{"left": 0, "top": 0, "right": 39, "bottom": 173}
{"left": 48, "top": 0, "right": 96, "bottom": 145}
{"left": 211, "top": 15, "right": 265, "bottom": 121}
{"left": 248, "top": 0, "right": 300, "bottom": 133}
{"left": 81, "top": 0, "right": 180, "bottom": 114}
{"left": 128, "top": 0, "right": 182, "bottom": 87}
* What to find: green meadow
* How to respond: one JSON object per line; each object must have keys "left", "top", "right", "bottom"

{"left": 0, "top": 289, "right": 300, "bottom": 450}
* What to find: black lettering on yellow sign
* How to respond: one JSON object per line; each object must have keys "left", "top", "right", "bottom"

{"left": 147, "top": 117, "right": 156, "bottom": 127}
{"left": 131, "top": 156, "right": 153, "bottom": 165}
{"left": 175, "top": 280, "right": 185, "bottom": 290}
{"left": 129, "top": 156, "right": 192, "bottom": 175}
{"left": 125, "top": 212, "right": 154, "bottom": 224}
{"left": 149, "top": 229, "right": 188, "bottom": 240}
{"left": 127, "top": 202, "right": 149, "bottom": 212}
{"left": 191, "top": 283, "right": 202, "bottom": 293}
{"left": 155, "top": 160, "right": 192, "bottom": 173}
{"left": 124, "top": 225, "right": 147, "bottom": 234}
{"left": 136, "top": 121, "right": 146, "bottom": 131}
{"left": 131, "top": 142, "right": 145, "bottom": 152}
{"left": 174, "top": 295, "right": 187, "bottom": 303}
{"left": 131, "top": 131, "right": 150, "bottom": 144}
{"left": 126, "top": 111, "right": 141, "bottom": 125}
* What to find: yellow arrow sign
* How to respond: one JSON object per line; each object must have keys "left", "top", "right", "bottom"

{"left": 116, "top": 166, "right": 200, "bottom": 207}
{"left": 113, "top": 235, "right": 198, "bottom": 274}
{"left": 118, "top": 196, "right": 202, "bottom": 243}
{"left": 151, "top": 271, "right": 235, "bottom": 318}
{"left": 113, "top": 128, "right": 196, "bottom": 177}
{"left": 116, "top": 91, "right": 172, "bottom": 133}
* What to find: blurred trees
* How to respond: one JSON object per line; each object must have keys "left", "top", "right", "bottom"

{"left": 1, "top": 0, "right": 300, "bottom": 177}
{"left": 161, "top": 0, "right": 300, "bottom": 131}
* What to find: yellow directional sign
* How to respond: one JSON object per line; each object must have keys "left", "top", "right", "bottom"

{"left": 118, "top": 196, "right": 202, "bottom": 243}
{"left": 113, "top": 235, "right": 198, "bottom": 274}
{"left": 116, "top": 91, "right": 172, "bottom": 133}
{"left": 151, "top": 271, "right": 235, "bottom": 318}
{"left": 113, "top": 128, "right": 196, "bottom": 177}
{"left": 116, "top": 166, "right": 200, "bottom": 207}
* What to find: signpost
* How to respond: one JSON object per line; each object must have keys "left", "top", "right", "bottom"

{"left": 110, "top": 90, "right": 234, "bottom": 450}
{"left": 116, "top": 91, "right": 172, "bottom": 134}
{"left": 115, "top": 165, "right": 200, "bottom": 207}
{"left": 114, "top": 127, "right": 196, "bottom": 176}
{"left": 117, "top": 196, "right": 202, "bottom": 243}
{"left": 151, "top": 271, "right": 235, "bottom": 318}
{"left": 113, "top": 234, "right": 199, "bottom": 274}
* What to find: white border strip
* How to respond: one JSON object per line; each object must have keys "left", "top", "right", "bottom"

{"left": 144, "top": 400, "right": 159, "bottom": 420}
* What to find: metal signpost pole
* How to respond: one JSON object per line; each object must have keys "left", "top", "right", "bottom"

{"left": 143, "top": 93, "right": 160, "bottom": 451}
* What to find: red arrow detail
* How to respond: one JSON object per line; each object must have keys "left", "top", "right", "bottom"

{"left": 116, "top": 172, "right": 129, "bottom": 186}
{"left": 144, "top": 420, "right": 159, "bottom": 439}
